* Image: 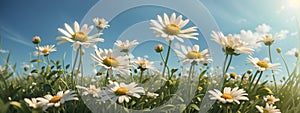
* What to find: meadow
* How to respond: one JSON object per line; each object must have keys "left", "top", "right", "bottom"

{"left": 0, "top": 12, "right": 299, "bottom": 113}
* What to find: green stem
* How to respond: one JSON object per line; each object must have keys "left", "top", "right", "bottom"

{"left": 225, "top": 54, "right": 233, "bottom": 74}
{"left": 268, "top": 45, "right": 277, "bottom": 93}
{"left": 71, "top": 47, "right": 80, "bottom": 87}
{"left": 279, "top": 53, "right": 291, "bottom": 77}
{"left": 253, "top": 71, "right": 264, "bottom": 90}
{"left": 162, "top": 40, "right": 172, "bottom": 78}
{"left": 248, "top": 70, "right": 259, "bottom": 91}
{"left": 281, "top": 59, "right": 299, "bottom": 91}
{"left": 78, "top": 46, "right": 84, "bottom": 84}
{"left": 140, "top": 70, "right": 144, "bottom": 83}
{"left": 105, "top": 70, "right": 110, "bottom": 85}
{"left": 37, "top": 44, "right": 41, "bottom": 70}
{"left": 46, "top": 56, "right": 50, "bottom": 66}
{"left": 159, "top": 52, "right": 170, "bottom": 77}
{"left": 223, "top": 54, "right": 229, "bottom": 75}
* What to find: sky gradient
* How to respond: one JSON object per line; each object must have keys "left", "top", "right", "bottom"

{"left": 0, "top": 0, "right": 299, "bottom": 80}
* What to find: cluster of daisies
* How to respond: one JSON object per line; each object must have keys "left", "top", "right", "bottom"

{"left": 256, "top": 95, "right": 281, "bottom": 113}
{"left": 24, "top": 90, "right": 78, "bottom": 111}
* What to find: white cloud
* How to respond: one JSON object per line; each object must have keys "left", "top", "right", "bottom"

{"left": 285, "top": 48, "right": 298, "bottom": 56}
{"left": 276, "top": 30, "right": 289, "bottom": 39}
{"left": 237, "top": 30, "right": 261, "bottom": 49}
{"left": 291, "top": 32, "right": 298, "bottom": 36}
{"left": 0, "top": 26, "right": 33, "bottom": 47}
{"left": 0, "top": 49, "right": 8, "bottom": 53}
{"left": 255, "top": 24, "right": 272, "bottom": 34}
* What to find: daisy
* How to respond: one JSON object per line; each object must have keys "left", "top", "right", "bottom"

{"left": 99, "top": 81, "right": 145, "bottom": 104}
{"left": 56, "top": 21, "right": 104, "bottom": 51}
{"left": 257, "top": 34, "right": 279, "bottom": 46}
{"left": 263, "top": 95, "right": 280, "bottom": 105}
{"left": 114, "top": 40, "right": 139, "bottom": 53}
{"left": 93, "top": 17, "right": 110, "bottom": 30}
{"left": 39, "top": 90, "right": 78, "bottom": 111}
{"left": 91, "top": 48, "right": 131, "bottom": 76}
{"left": 133, "top": 57, "right": 158, "bottom": 72}
{"left": 208, "top": 87, "right": 249, "bottom": 104}
{"left": 256, "top": 103, "right": 281, "bottom": 113}
{"left": 211, "top": 31, "right": 254, "bottom": 55}
{"left": 174, "top": 44, "right": 212, "bottom": 64}
{"left": 76, "top": 85, "right": 101, "bottom": 98}
{"left": 150, "top": 13, "right": 198, "bottom": 42}
{"left": 24, "top": 98, "right": 47, "bottom": 109}
{"left": 36, "top": 45, "right": 56, "bottom": 56}
{"left": 146, "top": 92, "right": 159, "bottom": 98}
{"left": 248, "top": 56, "right": 280, "bottom": 71}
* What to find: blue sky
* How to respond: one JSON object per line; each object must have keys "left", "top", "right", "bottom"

{"left": 0, "top": 0, "right": 299, "bottom": 80}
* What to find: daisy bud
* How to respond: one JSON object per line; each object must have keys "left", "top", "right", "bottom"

{"left": 295, "top": 51, "right": 299, "bottom": 58}
{"left": 275, "top": 48, "right": 281, "bottom": 53}
{"left": 154, "top": 44, "right": 164, "bottom": 53}
{"left": 247, "top": 69, "right": 252, "bottom": 74}
{"left": 32, "top": 36, "right": 41, "bottom": 44}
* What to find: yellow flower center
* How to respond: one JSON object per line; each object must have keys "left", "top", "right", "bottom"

{"left": 115, "top": 87, "right": 129, "bottom": 95}
{"left": 103, "top": 57, "right": 119, "bottom": 67}
{"left": 140, "top": 61, "right": 146, "bottom": 66}
{"left": 230, "top": 72, "right": 237, "bottom": 78}
{"left": 267, "top": 98, "right": 275, "bottom": 102}
{"left": 242, "top": 81, "right": 248, "bottom": 85}
{"left": 165, "top": 24, "right": 180, "bottom": 35}
{"left": 49, "top": 96, "right": 62, "bottom": 103}
{"left": 42, "top": 49, "right": 50, "bottom": 54}
{"left": 90, "top": 88, "right": 99, "bottom": 94}
{"left": 221, "top": 93, "right": 233, "bottom": 99}
{"left": 256, "top": 61, "right": 268, "bottom": 68}
{"left": 72, "top": 32, "right": 88, "bottom": 42}
{"left": 265, "top": 34, "right": 271, "bottom": 39}
{"left": 186, "top": 51, "right": 202, "bottom": 59}
{"left": 263, "top": 108, "right": 270, "bottom": 113}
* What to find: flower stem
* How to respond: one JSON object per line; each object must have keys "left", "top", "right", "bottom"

{"left": 248, "top": 70, "right": 259, "bottom": 90}
{"left": 268, "top": 45, "right": 277, "bottom": 93}
{"left": 46, "top": 56, "right": 50, "bottom": 65}
{"left": 162, "top": 40, "right": 172, "bottom": 78}
{"left": 223, "top": 54, "right": 229, "bottom": 75}
{"left": 225, "top": 54, "right": 233, "bottom": 73}
{"left": 71, "top": 47, "right": 80, "bottom": 87}
{"left": 37, "top": 44, "right": 41, "bottom": 70}
{"left": 140, "top": 70, "right": 144, "bottom": 83}
{"left": 105, "top": 70, "right": 110, "bottom": 85}
{"left": 253, "top": 71, "right": 263, "bottom": 90}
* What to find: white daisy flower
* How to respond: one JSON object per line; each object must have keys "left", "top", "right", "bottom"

{"left": 211, "top": 31, "right": 254, "bottom": 55}
{"left": 76, "top": 85, "right": 101, "bottom": 98}
{"left": 150, "top": 13, "right": 198, "bottom": 42}
{"left": 36, "top": 45, "right": 56, "bottom": 56}
{"left": 256, "top": 103, "right": 281, "bottom": 113}
{"left": 91, "top": 48, "right": 131, "bottom": 76}
{"left": 174, "top": 44, "right": 212, "bottom": 65}
{"left": 208, "top": 87, "right": 249, "bottom": 104}
{"left": 56, "top": 21, "right": 104, "bottom": 51}
{"left": 39, "top": 90, "right": 78, "bottom": 111}
{"left": 146, "top": 92, "right": 159, "bottom": 98}
{"left": 133, "top": 57, "right": 158, "bottom": 73}
{"left": 114, "top": 40, "right": 139, "bottom": 53}
{"left": 257, "top": 34, "right": 280, "bottom": 46}
{"left": 248, "top": 56, "right": 280, "bottom": 71}
{"left": 99, "top": 81, "right": 145, "bottom": 104}
{"left": 93, "top": 17, "right": 110, "bottom": 30}
{"left": 263, "top": 95, "right": 280, "bottom": 105}
{"left": 24, "top": 98, "right": 47, "bottom": 109}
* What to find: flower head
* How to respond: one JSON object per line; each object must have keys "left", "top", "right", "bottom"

{"left": 150, "top": 13, "right": 198, "bottom": 42}
{"left": 256, "top": 103, "right": 281, "bottom": 113}
{"left": 56, "top": 21, "right": 104, "bottom": 51}
{"left": 257, "top": 34, "right": 278, "bottom": 46}
{"left": 32, "top": 36, "right": 41, "bottom": 44}
{"left": 133, "top": 57, "right": 158, "bottom": 74}
{"left": 39, "top": 90, "right": 78, "bottom": 111}
{"left": 99, "top": 81, "right": 145, "bottom": 104}
{"left": 91, "top": 48, "right": 131, "bottom": 76}
{"left": 36, "top": 45, "right": 56, "bottom": 56}
{"left": 76, "top": 85, "right": 101, "bottom": 98}
{"left": 154, "top": 44, "right": 164, "bottom": 53}
{"left": 93, "top": 17, "right": 110, "bottom": 30}
{"left": 211, "top": 31, "right": 254, "bottom": 55}
{"left": 263, "top": 95, "right": 280, "bottom": 105}
{"left": 24, "top": 98, "right": 47, "bottom": 109}
{"left": 248, "top": 56, "right": 280, "bottom": 71}
{"left": 208, "top": 87, "right": 249, "bottom": 104}
{"left": 174, "top": 44, "right": 212, "bottom": 65}
{"left": 114, "top": 40, "right": 139, "bottom": 53}
{"left": 146, "top": 92, "right": 159, "bottom": 98}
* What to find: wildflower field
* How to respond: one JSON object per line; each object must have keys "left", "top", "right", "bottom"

{"left": 1, "top": 1, "right": 300, "bottom": 113}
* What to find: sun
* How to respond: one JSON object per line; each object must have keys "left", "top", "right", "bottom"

{"left": 288, "top": 0, "right": 300, "bottom": 9}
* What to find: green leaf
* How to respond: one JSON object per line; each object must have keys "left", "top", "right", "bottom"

{"left": 189, "top": 104, "right": 200, "bottom": 111}
{"left": 30, "top": 59, "right": 41, "bottom": 63}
